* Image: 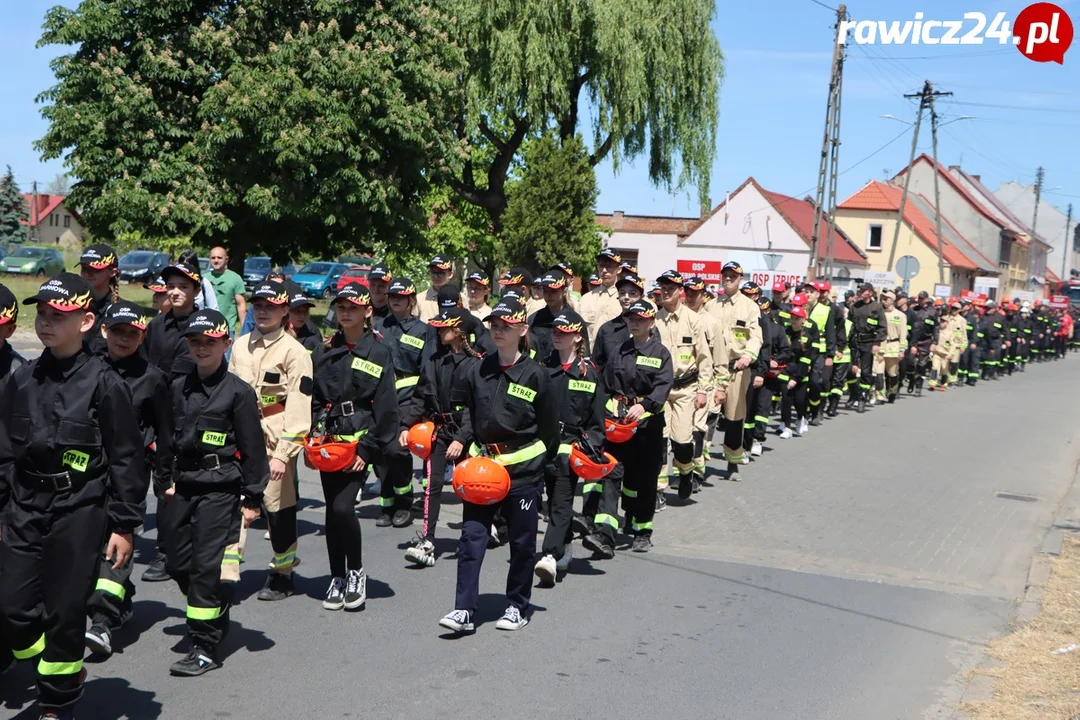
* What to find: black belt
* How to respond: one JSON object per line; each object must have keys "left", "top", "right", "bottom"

{"left": 672, "top": 370, "right": 699, "bottom": 390}
{"left": 176, "top": 454, "right": 233, "bottom": 471}
{"left": 432, "top": 412, "right": 462, "bottom": 427}
{"left": 328, "top": 401, "right": 356, "bottom": 418}
{"left": 20, "top": 469, "right": 78, "bottom": 493}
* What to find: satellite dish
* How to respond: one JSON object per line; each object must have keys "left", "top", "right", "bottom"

{"left": 896, "top": 256, "right": 920, "bottom": 279}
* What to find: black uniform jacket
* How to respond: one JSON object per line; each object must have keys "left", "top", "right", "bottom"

{"left": 458, "top": 352, "right": 559, "bottom": 487}
{"left": 145, "top": 309, "right": 194, "bottom": 379}
{"left": 601, "top": 336, "right": 673, "bottom": 433}
{"left": 0, "top": 348, "right": 145, "bottom": 533}
{"left": 542, "top": 351, "right": 607, "bottom": 450}
{"left": 785, "top": 322, "right": 820, "bottom": 382}
{"left": 294, "top": 319, "right": 323, "bottom": 354}
{"left": 404, "top": 347, "right": 481, "bottom": 446}
{"left": 592, "top": 314, "right": 662, "bottom": 372}
{"left": 84, "top": 292, "right": 112, "bottom": 357}
{"left": 376, "top": 313, "right": 437, "bottom": 417}
{"left": 311, "top": 331, "right": 400, "bottom": 467}
{"left": 0, "top": 343, "right": 27, "bottom": 380}
{"left": 851, "top": 299, "right": 887, "bottom": 344}
{"left": 171, "top": 361, "right": 268, "bottom": 507}
{"left": 109, "top": 352, "right": 174, "bottom": 498}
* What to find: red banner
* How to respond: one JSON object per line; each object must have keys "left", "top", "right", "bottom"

{"left": 1049, "top": 295, "right": 1070, "bottom": 310}
{"left": 677, "top": 260, "right": 723, "bottom": 282}
{"left": 960, "top": 290, "right": 987, "bottom": 307}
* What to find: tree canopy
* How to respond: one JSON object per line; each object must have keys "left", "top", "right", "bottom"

{"left": 0, "top": 166, "right": 29, "bottom": 245}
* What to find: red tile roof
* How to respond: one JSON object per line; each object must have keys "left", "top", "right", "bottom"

{"left": 838, "top": 181, "right": 985, "bottom": 271}
{"left": 21, "top": 193, "right": 73, "bottom": 228}
{"left": 894, "top": 155, "right": 1010, "bottom": 232}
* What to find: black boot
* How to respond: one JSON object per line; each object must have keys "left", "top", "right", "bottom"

{"left": 826, "top": 394, "right": 840, "bottom": 417}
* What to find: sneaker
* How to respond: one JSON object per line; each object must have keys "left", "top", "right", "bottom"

{"left": 739, "top": 453, "right": 750, "bottom": 465}
{"left": 375, "top": 512, "right": 393, "bottom": 528}
{"left": 322, "top": 577, "right": 345, "bottom": 610}
{"left": 631, "top": 535, "right": 653, "bottom": 553}
{"left": 798, "top": 417, "right": 809, "bottom": 435}
{"left": 808, "top": 415, "right": 822, "bottom": 427}
{"left": 655, "top": 493, "right": 667, "bottom": 512}
{"left": 84, "top": 624, "right": 113, "bottom": 658}
{"left": 582, "top": 533, "right": 615, "bottom": 559}
{"left": 727, "top": 462, "right": 741, "bottom": 482}
{"left": 495, "top": 605, "right": 529, "bottom": 631}
{"left": 487, "top": 525, "right": 502, "bottom": 548}
{"left": 141, "top": 554, "right": 169, "bottom": 582}
{"left": 750, "top": 440, "right": 763, "bottom": 457}
{"left": 256, "top": 573, "right": 295, "bottom": 602}
{"left": 438, "top": 609, "right": 474, "bottom": 634}
{"left": 405, "top": 534, "right": 436, "bottom": 567}
{"left": 534, "top": 554, "right": 557, "bottom": 587}
{"left": 779, "top": 426, "right": 793, "bottom": 440}
{"left": 391, "top": 509, "right": 412, "bottom": 528}
{"left": 169, "top": 645, "right": 219, "bottom": 677}
{"left": 344, "top": 569, "right": 366, "bottom": 610}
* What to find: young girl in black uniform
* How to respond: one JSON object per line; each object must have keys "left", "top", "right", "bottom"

{"left": 78, "top": 244, "right": 120, "bottom": 356}
{"left": 534, "top": 309, "right": 606, "bottom": 586}
{"left": 309, "top": 283, "right": 399, "bottom": 612}
{"left": 84, "top": 301, "right": 173, "bottom": 660}
{"left": 0, "top": 273, "right": 143, "bottom": 720}
{"left": 783, "top": 306, "right": 819, "bottom": 437}
{"left": 438, "top": 297, "right": 558, "bottom": 634}
{"left": 400, "top": 307, "right": 483, "bottom": 567}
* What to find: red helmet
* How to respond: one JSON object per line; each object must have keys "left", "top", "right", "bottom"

{"left": 790, "top": 293, "right": 809, "bottom": 306}
{"left": 604, "top": 417, "right": 639, "bottom": 443}
{"left": 813, "top": 280, "right": 831, "bottom": 292}
{"left": 406, "top": 422, "right": 435, "bottom": 459}
{"left": 569, "top": 439, "right": 618, "bottom": 480}
{"left": 304, "top": 435, "right": 358, "bottom": 473}
{"left": 452, "top": 457, "right": 511, "bottom": 505}
{"left": 790, "top": 306, "right": 807, "bottom": 319}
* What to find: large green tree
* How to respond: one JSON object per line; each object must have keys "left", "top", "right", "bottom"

{"left": 0, "top": 166, "right": 29, "bottom": 244}
{"left": 35, "top": 0, "right": 464, "bottom": 265}
{"left": 449, "top": 0, "right": 722, "bottom": 232}
{"left": 500, "top": 134, "right": 599, "bottom": 275}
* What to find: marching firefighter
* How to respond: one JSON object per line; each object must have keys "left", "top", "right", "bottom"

{"left": 682, "top": 276, "right": 728, "bottom": 479}
{"left": 737, "top": 282, "right": 768, "bottom": 459}
{"left": 0, "top": 283, "right": 26, "bottom": 379}
{"left": 758, "top": 295, "right": 793, "bottom": 435}
{"left": 849, "top": 283, "right": 886, "bottom": 412}
{"left": 0, "top": 274, "right": 143, "bottom": 718}
{"left": 980, "top": 300, "right": 1002, "bottom": 379}
{"left": 828, "top": 305, "right": 853, "bottom": 416}
{"left": 286, "top": 284, "right": 323, "bottom": 354}
{"left": 931, "top": 300, "right": 967, "bottom": 390}
{"left": 906, "top": 291, "right": 935, "bottom": 395}
{"left": 879, "top": 290, "right": 908, "bottom": 402}
{"left": 783, "top": 304, "right": 819, "bottom": 435}
{"left": 228, "top": 280, "right": 314, "bottom": 602}
{"left": 580, "top": 249, "right": 625, "bottom": 349}
{"left": 959, "top": 299, "right": 981, "bottom": 386}
{"left": 805, "top": 281, "right": 839, "bottom": 424}
{"left": 592, "top": 273, "right": 654, "bottom": 371}
{"left": 77, "top": 244, "right": 121, "bottom": 357}
{"left": 419, "top": 255, "right": 463, "bottom": 322}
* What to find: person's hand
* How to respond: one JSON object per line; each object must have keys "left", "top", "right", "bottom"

{"left": 787, "top": 380, "right": 796, "bottom": 390}
{"left": 446, "top": 440, "right": 464, "bottom": 461}
{"left": 834, "top": 352, "right": 844, "bottom": 363}
{"left": 871, "top": 345, "right": 879, "bottom": 355}
{"left": 753, "top": 376, "right": 764, "bottom": 389}
{"left": 929, "top": 344, "right": 936, "bottom": 353}
{"left": 909, "top": 347, "right": 917, "bottom": 356}
{"left": 824, "top": 357, "right": 834, "bottom": 367}
{"left": 733, "top": 356, "right": 751, "bottom": 371}
{"left": 693, "top": 393, "right": 707, "bottom": 410}
{"left": 625, "top": 403, "right": 646, "bottom": 422}
{"left": 713, "top": 390, "right": 726, "bottom": 405}
{"left": 163, "top": 486, "right": 176, "bottom": 503}
{"left": 769, "top": 359, "right": 778, "bottom": 369}
{"left": 969, "top": 343, "right": 976, "bottom": 350}
{"left": 106, "top": 532, "right": 133, "bottom": 570}
{"left": 398, "top": 429, "right": 410, "bottom": 448}
{"left": 269, "top": 458, "right": 287, "bottom": 482}
{"left": 242, "top": 506, "right": 260, "bottom": 527}
{"left": 347, "top": 455, "right": 367, "bottom": 473}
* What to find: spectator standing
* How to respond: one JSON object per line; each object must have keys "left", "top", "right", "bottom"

{"left": 206, "top": 247, "right": 247, "bottom": 337}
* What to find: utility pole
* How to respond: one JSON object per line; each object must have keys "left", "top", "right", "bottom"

{"left": 928, "top": 89, "right": 950, "bottom": 286}
{"left": 1030, "top": 166, "right": 1045, "bottom": 293}
{"left": 1063, "top": 203, "right": 1073, "bottom": 282}
{"left": 30, "top": 180, "right": 38, "bottom": 243}
{"left": 809, "top": 3, "right": 848, "bottom": 283}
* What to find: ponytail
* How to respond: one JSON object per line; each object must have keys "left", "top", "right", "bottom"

{"left": 574, "top": 334, "right": 589, "bottom": 376}
{"left": 519, "top": 329, "right": 531, "bottom": 355}
{"left": 109, "top": 273, "right": 120, "bottom": 304}
{"left": 460, "top": 330, "right": 483, "bottom": 358}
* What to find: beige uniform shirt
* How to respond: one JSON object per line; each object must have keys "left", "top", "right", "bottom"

{"left": 579, "top": 283, "right": 622, "bottom": 347}
{"left": 707, "top": 291, "right": 764, "bottom": 363}
{"left": 468, "top": 303, "right": 491, "bottom": 322}
{"left": 655, "top": 303, "right": 714, "bottom": 393}
{"left": 693, "top": 304, "right": 730, "bottom": 391}
{"left": 229, "top": 326, "right": 314, "bottom": 463}
{"left": 418, "top": 287, "right": 468, "bottom": 322}
{"left": 883, "top": 308, "right": 908, "bottom": 356}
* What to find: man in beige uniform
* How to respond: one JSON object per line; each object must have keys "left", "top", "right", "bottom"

{"left": 228, "top": 280, "right": 314, "bottom": 600}
{"left": 682, "top": 276, "right": 729, "bottom": 485}
{"left": 879, "top": 290, "right": 908, "bottom": 402}
{"left": 654, "top": 269, "right": 714, "bottom": 503}
{"left": 929, "top": 300, "right": 966, "bottom": 390}
{"left": 706, "top": 261, "right": 763, "bottom": 481}
{"left": 418, "top": 254, "right": 466, "bottom": 321}
{"left": 579, "top": 248, "right": 624, "bottom": 348}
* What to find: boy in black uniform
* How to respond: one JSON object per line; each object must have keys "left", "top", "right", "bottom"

{"left": 0, "top": 283, "right": 27, "bottom": 379}
{"left": 286, "top": 283, "right": 322, "bottom": 354}
{"left": 0, "top": 273, "right": 144, "bottom": 720}
{"left": 165, "top": 309, "right": 268, "bottom": 676}
{"left": 784, "top": 306, "right": 820, "bottom": 434}
{"left": 85, "top": 301, "right": 174, "bottom": 659}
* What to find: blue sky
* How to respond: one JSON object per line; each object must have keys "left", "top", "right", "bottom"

{"left": 2, "top": 0, "right": 1078, "bottom": 224}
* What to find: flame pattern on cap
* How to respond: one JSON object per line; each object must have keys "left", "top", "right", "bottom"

{"left": 0, "top": 304, "right": 15, "bottom": 323}
{"left": 49, "top": 289, "right": 92, "bottom": 311}
{"left": 499, "top": 273, "right": 524, "bottom": 286}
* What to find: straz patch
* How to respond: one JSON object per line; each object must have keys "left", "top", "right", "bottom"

{"left": 261, "top": 394, "right": 278, "bottom": 406}
{"left": 507, "top": 383, "right": 537, "bottom": 403}
{"left": 636, "top": 355, "right": 662, "bottom": 369}
{"left": 62, "top": 449, "right": 90, "bottom": 473}
{"left": 732, "top": 328, "right": 749, "bottom": 339}
{"left": 202, "top": 431, "right": 227, "bottom": 447}
{"left": 351, "top": 357, "right": 383, "bottom": 378}
{"left": 678, "top": 352, "right": 693, "bottom": 363}
{"left": 568, "top": 379, "right": 596, "bottom": 394}
{"left": 400, "top": 334, "right": 425, "bottom": 350}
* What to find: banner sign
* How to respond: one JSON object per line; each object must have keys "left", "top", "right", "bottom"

{"left": 747, "top": 270, "right": 806, "bottom": 291}
{"left": 1049, "top": 295, "right": 1070, "bottom": 309}
{"left": 933, "top": 284, "right": 952, "bottom": 298}
{"left": 864, "top": 270, "right": 897, "bottom": 288}
{"left": 677, "top": 260, "right": 723, "bottom": 282}
{"left": 960, "top": 290, "right": 987, "bottom": 307}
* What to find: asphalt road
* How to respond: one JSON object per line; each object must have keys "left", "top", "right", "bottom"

{"left": 2, "top": 344, "right": 1078, "bottom": 720}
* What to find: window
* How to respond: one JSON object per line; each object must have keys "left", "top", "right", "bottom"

{"left": 866, "top": 224, "right": 883, "bottom": 251}
{"left": 63, "top": 214, "right": 70, "bottom": 228}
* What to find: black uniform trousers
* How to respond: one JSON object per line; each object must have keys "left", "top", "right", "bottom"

{"left": 87, "top": 539, "right": 135, "bottom": 630}
{"left": 743, "top": 378, "right": 771, "bottom": 450}
{"left": 960, "top": 343, "right": 980, "bottom": 384}
{"left": 856, "top": 343, "right": 876, "bottom": 398}
{"left": 320, "top": 469, "right": 368, "bottom": 577}
{"left": 766, "top": 376, "right": 792, "bottom": 428}
{"left": 782, "top": 378, "right": 809, "bottom": 421}
{"left": 420, "top": 434, "right": 453, "bottom": 542}
{"left": 378, "top": 445, "right": 415, "bottom": 515}
{"left": 830, "top": 361, "right": 850, "bottom": 400}
{"left": 542, "top": 448, "right": 577, "bottom": 560}
{"left": 0, "top": 497, "right": 106, "bottom": 711}
{"left": 606, "top": 417, "right": 664, "bottom": 537}
{"left": 163, "top": 485, "right": 240, "bottom": 651}
{"left": 808, "top": 357, "right": 826, "bottom": 417}
{"left": 455, "top": 480, "right": 542, "bottom": 613}
{"left": 582, "top": 460, "right": 624, "bottom": 546}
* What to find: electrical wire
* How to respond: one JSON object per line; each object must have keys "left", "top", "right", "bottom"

{"left": 807, "top": 0, "right": 839, "bottom": 12}
{"left": 940, "top": 100, "right": 1080, "bottom": 114}
{"left": 847, "top": 48, "right": 1014, "bottom": 60}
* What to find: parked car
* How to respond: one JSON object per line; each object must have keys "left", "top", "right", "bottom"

{"left": 118, "top": 250, "right": 171, "bottom": 283}
{"left": 293, "top": 261, "right": 349, "bottom": 298}
{"left": 0, "top": 247, "right": 7, "bottom": 263}
{"left": 242, "top": 256, "right": 297, "bottom": 290}
{"left": 0, "top": 246, "right": 64, "bottom": 276}
{"left": 336, "top": 265, "right": 370, "bottom": 290}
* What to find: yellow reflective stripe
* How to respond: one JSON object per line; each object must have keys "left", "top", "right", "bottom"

{"left": 280, "top": 433, "right": 305, "bottom": 442}
{"left": 332, "top": 429, "right": 369, "bottom": 442}
{"left": 622, "top": 486, "right": 638, "bottom": 498}
{"left": 568, "top": 379, "right": 596, "bottom": 393}
{"left": 351, "top": 357, "right": 383, "bottom": 378}
{"left": 222, "top": 550, "right": 241, "bottom": 566}
{"left": 595, "top": 513, "right": 619, "bottom": 529}
{"left": 38, "top": 659, "right": 82, "bottom": 676}
{"left": 395, "top": 375, "right": 419, "bottom": 390}
{"left": 581, "top": 482, "right": 602, "bottom": 494}
{"left": 272, "top": 552, "right": 297, "bottom": 568}
{"left": 400, "top": 333, "right": 425, "bottom": 350}
{"left": 867, "top": 318, "right": 879, "bottom": 325}
{"left": 95, "top": 578, "right": 126, "bottom": 600}
{"left": 754, "top": 416, "right": 770, "bottom": 424}
{"left": 507, "top": 383, "right": 537, "bottom": 402}
{"left": 468, "top": 440, "right": 547, "bottom": 467}
{"left": 186, "top": 605, "right": 223, "bottom": 621}
{"left": 798, "top": 357, "right": 811, "bottom": 364}
{"left": 631, "top": 521, "right": 653, "bottom": 531}
{"left": 378, "top": 497, "right": 394, "bottom": 507}
{"left": 394, "top": 483, "right": 413, "bottom": 495}
{"left": 13, "top": 634, "right": 45, "bottom": 659}
{"left": 557, "top": 443, "right": 572, "bottom": 455}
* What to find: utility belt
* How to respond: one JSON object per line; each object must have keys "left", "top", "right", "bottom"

{"left": 18, "top": 468, "right": 85, "bottom": 494}
{"left": 467, "top": 439, "right": 547, "bottom": 467}
{"left": 176, "top": 454, "right": 237, "bottom": 471}
{"left": 432, "top": 411, "right": 463, "bottom": 428}
{"left": 672, "top": 369, "right": 699, "bottom": 390}
{"left": 328, "top": 400, "right": 358, "bottom": 419}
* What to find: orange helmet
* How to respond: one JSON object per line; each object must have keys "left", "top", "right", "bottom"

{"left": 570, "top": 441, "right": 618, "bottom": 480}
{"left": 304, "top": 435, "right": 358, "bottom": 473}
{"left": 452, "top": 456, "right": 511, "bottom": 505}
{"left": 407, "top": 422, "right": 436, "bottom": 459}
{"left": 604, "top": 417, "right": 639, "bottom": 444}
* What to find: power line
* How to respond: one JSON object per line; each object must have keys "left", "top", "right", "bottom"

{"left": 847, "top": 48, "right": 1014, "bottom": 60}
{"left": 942, "top": 83, "right": 1080, "bottom": 97}
{"left": 807, "top": 0, "right": 839, "bottom": 11}
{"left": 940, "top": 99, "right": 1080, "bottom": 114}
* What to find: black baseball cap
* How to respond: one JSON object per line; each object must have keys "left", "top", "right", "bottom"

{"left": 161, "top": 263, "right": 202, "bottom": 286}
{"left": 144, "top": 275, "right": 167, "bottom": 293}
{"left": 539, "top": 271, "right": 568, "bottom": 290}
{"left": 23, "top": 273, "right": 93, "bottom": 311}
{"left": 587, "top": 273, "right": 601, "bottom": 286}
{"left": 428, "top": 254, "right": 453, "bottom": 270}
{"left": 333, "top": 282, "right": 372, "bottom": 306}
{"left": 388, "top": 277, "right": 417, "bottom": 296}
{"left": 596, "top": 248, "right": 622, "bottom": 264}
{"left": 250, "top": 280, "right": 289, "bottom": 305}
{"left": 656, "top": 269, "right": 683, "bottom": 286}
{"left": 549, "top": 262, "right": 575, "bottom": 278}
{"left": 620, "top": 261, "right": 638, "bottom": 275}
{"left": 77, "top": 244, "right": 118, "bottom": 270}
{"left": 465, "top": 271, "right": 490, "bottom": 287}
{"left": 484, "top": 298, "right": 527, "bottom": 324}
{"left": 0, "top": 283, "right": 17, "bottom": 325}
{"left": 858, "top": 282, "right": 875, "bottom": 293}
{"left": 552, "top": 310, "right": 586, "bottom": 333}
{"left": 368, "top": 262, "right": 392, "bottom": 283}
{"left": 429, "top": 307, "right": 471, "bottom": 328}
{"left": 103, "top": 300, "right": 152, "bottom": 330}
{"left": 285, "top": 280, "right": 316, "bottom": 309}
{"left": 623, "top": 299, "right": 657, "bottom": 319}
{"left": 182, "top": 309, "right": 231, "bottom": 338}
{"left": 721, "top": 261, "right": 744, "bottom": 276}
{"left": 616, "top": 274, "right": 645, "bottom": 292}
{"left": 682, "top": 276, "right": 706, "bottom": 292}
{"left": 498, "top": 267, "right": 533, "bottom": 287}
{"left": 437, "top": 284, "right": 461, "bottom": 308}
{"left": 740, "top": 281, "right": 761, "bottom": 294}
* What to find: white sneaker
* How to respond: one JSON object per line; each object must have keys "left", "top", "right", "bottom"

{"left": 798, "top": 417, "right": 809, "bottom": 435}
{"left": 344, "top": 568, "right": 366, "bottom": 610}
{"left": 779, "top": 427, "right": 793, "bottom": 440}
{"left": 322, "top": 577, "right": 345, "bottom": 610}
{"left": 263, "top": 530, "right": 270, "bottom": 540}
{"left": 405, "top": 534, "right": 436, "bottom": 567}
{"left": 751, "top": 440, "right": 763, "bottom": 457}
{"left": 739, "top": 454, "right": 750, "bottom": 465}
{"left": 495, "top": 605, "right": 529, "bottom": 631}
{"left": 534, "top": 554, "right": 557, "bottom": 586}
{"left": 439, "top": 609, "right": 474, "bottom": 633}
